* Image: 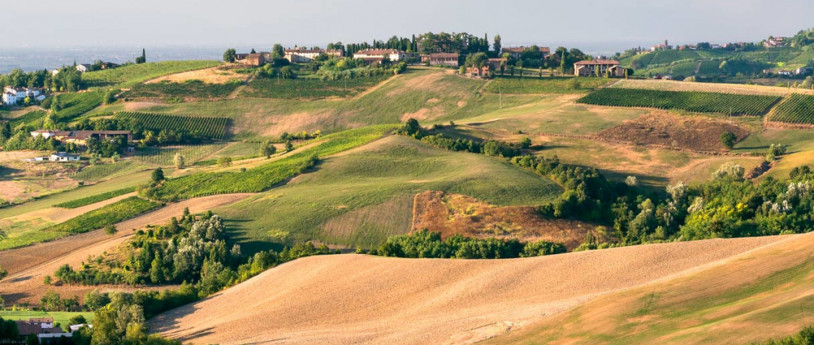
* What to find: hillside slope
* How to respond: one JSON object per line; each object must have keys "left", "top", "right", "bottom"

{"left": 152, "top": 235, "right": 795, "bottom": 345}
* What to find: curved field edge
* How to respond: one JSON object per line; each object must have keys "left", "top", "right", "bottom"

{"left": 143, "top": 124, "right": 397, "bottom": 201}
{"left": 150, "top": 235, "right": 790, "bottom": 345}
{"left": 485, "top": 232, "right": 814, "bottom": 345}
{"left": 213, "top": 135, "right": 563, "bottom": 249}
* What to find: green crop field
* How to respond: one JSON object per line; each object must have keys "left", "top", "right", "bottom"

{"left": 215, "top": 135, "right": 562, "bottom": 252}
{"left": 115, "top": 112, "right": 230, "bottom": 139}
{"left": 9, "top": 109, "right": 46, "bottom": 126}
{"left": 52, "top": 91, "right": 104, "bottom": 121}
{"left": 484, "top": 76, "right": 612, "bottom": 94}
{"left": 54, "top": 187, "right": 135, "bottom": 209}
{"left": 82, "top": 60, "right": 221, "bottom": 89}
{"left": 143, "top": 125, "right": 395, "bottom": 201}
{"left": 0, "top": 311, "right": 95, "bottom": 327}
{"left": 134, "top": 143, "right": 229, "bottom": 166}
{"left": 769, "top": 94, "right": 814, "bottom": 124}
{"left": 44, "top": 196, "right": 161, "bottom": 234}
{"left": 577, "top": 88, "right": 781, "bottom": 115}
{"left": 72, "top": 160, "right": 147, "bottom": 182}
{"left": 241, "top": 74, "right": 390, "bottom": 99}
{"left": 124, "top": 80, "right": 241, "bottom": 99}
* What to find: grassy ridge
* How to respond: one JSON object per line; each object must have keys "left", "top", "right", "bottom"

{"left": 770, "top": 94, "right": 814, "bottom": 124}
{"left": 242, "top": 75, "right": 390, "bottom": 99}
{"left": 45, "top": 196, "right": 162, "bottom": 234}
{"left": 577, "top": 88, "right": 780, "bottom": 115}
{"left": 82, "top": 60, "right": 221, "bottom": 88}
{"left": 484, "top": 77, "right": 611, "bottom": 94}
{"left": 54, "top": 187, "right": 135, "bottom": 209}
{"left": 143, "top": 125, "right": 396, "bottom": 201}
{"left": 115, "top": 112, "right": 230, "bottom": 139}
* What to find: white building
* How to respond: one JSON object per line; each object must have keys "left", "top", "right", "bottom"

{"left": 50, "top": 152, "right": 81, "bottom": 162}
{"left": 2, "top": 86, "right": 45, "bottom": 105}
{"left": 284, "top": 48, "right": 342, "bottom": 63}
{"left": 76, "top": 64, "right": 91, "bottom": 73}
{"left": 352, "top": 49, "right": 405, "bottom": 63}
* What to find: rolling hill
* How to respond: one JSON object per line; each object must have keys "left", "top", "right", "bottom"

{"left": 151, "top": 233, "right": 806, "bottom": 345}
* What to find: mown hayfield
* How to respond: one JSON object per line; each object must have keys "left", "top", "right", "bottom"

{"left": 484, "top": 76, "right": 612, "bottom": 94}
{"left": 611, "top": 79, "right": 814, "bottom": 96}
{"left": 82, "top": 60, "right": 221, "bottom": 88}
{"left": 578, "top": 88, "right": 781, "bottom": 115}
{"left": 152, "top": 235, "right": 790, "bottom": 345}
{"left": 769, "top": 94, "right": 814, "bottom": 125}
{"left": 485, "top": 233, "right": 814, "bottom": 345}
{"left": 215, "top": 135, "right": 562, "bottom": 250}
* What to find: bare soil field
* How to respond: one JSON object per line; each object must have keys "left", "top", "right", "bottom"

{"left": 0, "top": 193, "right": 253, "bottom": 305}
{"left": 152, "top": 235, "right": 790, "bottom": 345}
{"left": 411, "top": 191, "right": 601, "bottom": 250}
{"left": 593, "top": 113, "right": 750, "bottom": 152}
{"left": 145, "top": 66, "right": 247, "bottom": 85}
{"left": 0, "top": 152, "right": 80, "bottom": 203}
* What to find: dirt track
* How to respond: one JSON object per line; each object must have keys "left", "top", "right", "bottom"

{"left": 152, "top": 235, "right": 791, "bottom": 345}
{"left": 0, "top": 193, "right": 253, "bottom": 305}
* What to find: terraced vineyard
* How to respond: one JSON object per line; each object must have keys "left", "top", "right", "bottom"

{"left": 769, "top": 94, "right": 814, "bottom": 125}
{"left": 578, "top": 88, "right": 781, "bottom": 115}
{"left": 114, "top": 111, "right": 230, "bottom": 139}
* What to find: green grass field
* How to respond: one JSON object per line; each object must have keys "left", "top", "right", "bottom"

{"left": 242, "top": 74, "right": 390, "bottom": 99}
{"left": 215, "top": 135, "right": 562, "bottom": 252}
{"left": 82, "top": 60, "right": 221, "bottom": 89}
{"left": 53, "top": 91, "right": 104, "bottom": 121}
{"left": 124, "top": 80, "right": 241, "bottom": 99}
{"left": 484, "top": 76, "right": 612, "bottom": 94}
{"left": 0, "top": 310, "right": 95, "bottom": 327}
{"left": 54, "top": 187, "right": 134, "bottom": 209}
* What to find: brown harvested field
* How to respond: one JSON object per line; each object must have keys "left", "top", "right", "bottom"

{"left": 593, "top": 113, "right": 750, "bottom": 152}
{"left": 411, "top": 191, "right": 601, "bottom": 250}
{"left": 0, "top": 152, "right": 80, "bottom": 203}
{"left": 0, "top": 193, "right": 253, "bottom": 305}
{"left": 145, "top": 66, "right": 246, "bottom": 84}
{"left": 152, "top": 235, "right": 792, "bottom": 345}
{"left": 486, "top": 231, "right": 814, "bottom": 345}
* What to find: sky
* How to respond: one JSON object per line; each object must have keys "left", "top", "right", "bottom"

{"left": 2, "top": 0, "right": 813, "bottom": 52}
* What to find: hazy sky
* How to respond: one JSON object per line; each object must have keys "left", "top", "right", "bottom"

{"left": 3, "top": 0, "right": 813, "bottom": 51}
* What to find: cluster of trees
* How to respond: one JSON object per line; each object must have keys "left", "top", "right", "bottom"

{"left": 72, "top": 290, "right": 183, "bottom": 345}
{"left": 755, "top": 325, "right": 814, "bottom": 345}
{"left": 0, "top": 66, "right": 82, "bottom": 92}
{"left": 74, "top": 117, "right": 210, "bottom": 146}
{"left": 398, "top": 119, "right": 522, "bottom": 158}
{"left": 55, "top": 209, "right": 337, "bottom": 298}
{"left": 369, "top": 229, "right": 566, "bottom": 259}
{"left": 397, "top": 118, "right": 814, "bottom": 246}
{"left": 0, "top": 317, "right": 18, "bottom": 341}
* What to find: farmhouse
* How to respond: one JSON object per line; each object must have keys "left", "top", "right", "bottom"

{"left": 284, "top": 48, "right": 343, "bottom": 63}
{"left": 31, "top": 129, "right": 133, "bottom": 145}
{"left": 76, "top": 64, "right": 92, "bottom": 73}
{"left": 651, "top": 40, "right": 672, "bottom": 51}
{"left": 15, "top": 317, "right": 73, "bottom": 342}
{"left": 2, "top": 86, "right": 45, "bottom": 105}
{"left": 353, "top": 49, "right": 405, "bottom": 64}
{"left": 238, "top": 53, "right": 266, "bottom": 66}
{"left": 50, "top": 152, "right": 81, "bottom": 162}
{"left": 502, "top": 46, "right": 551, "bottom": 59}
{"left": 764, "top": 36, "right": 787, "bottom": 48}
{"left": 793, "top": 67, "right": 812, "bottom": 76}
{"left": 466, "top": 65, "right": 492, "bottom": 78}
{"left": 486, "top": 58, "right": 507, "bottom": 71}
{"left": 421, "top": 53, "right": 459, "bottom": 67}
{"left": 574, "top": 60, "right": 624, "bottom": 77}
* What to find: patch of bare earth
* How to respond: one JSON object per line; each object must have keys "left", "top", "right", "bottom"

{"left": 152, "top": 235, "right": 787, "bottom": 345}
{"left": 412, "top": 191, "right": 601, "bottom": 250}
{"left": 0, "top": 193, "right": 253, "bottom": 305}
{"left": 593, "top": 113, "right": 750, "bottom": 152}
{"left": 145, "top": 66, "right": 246, "bottom": 84}
{"left": 0, "top": 155, "right": 79, "bottom": 203}
{"left": 123, "top": 101, "right": 164, "bottom": 111}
